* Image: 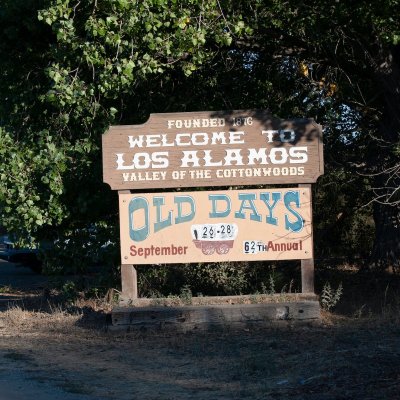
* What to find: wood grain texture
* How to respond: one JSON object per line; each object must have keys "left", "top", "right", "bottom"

{"left": 111, "top": 301, "right": 321, "bottom": 331}
{"left": 121, "top": 264, "right": 138, "bottom": 300}
{"left": 103, "top": 110, "right": 324, "bottom": 190}
{"left": 118, "top": 293, "right": 319, "bottom": 307}
{"left": 300, "top": 184, "right": 315, "bottom": 293}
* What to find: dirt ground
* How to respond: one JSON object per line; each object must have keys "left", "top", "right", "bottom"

{"left": 0, "top": 298, "right": 399, "bottom": 400}
{"left": 1, "top": 259, "right": 400, "bottom": 399}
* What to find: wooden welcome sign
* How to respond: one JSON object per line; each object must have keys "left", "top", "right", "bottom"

{"left": 103, "top": 110, "right": 323, "bottom": 190}
{"left": 119, "top": 188, "right": 313, "bottom": 264}
{"left": 102, "top": 110, "right": 324, "bottom": 300}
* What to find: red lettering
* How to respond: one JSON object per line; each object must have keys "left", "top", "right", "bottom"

{"left": 130, "top": 244, "right": 188, "bottom": 258}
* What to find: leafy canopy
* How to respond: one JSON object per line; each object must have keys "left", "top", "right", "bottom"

{"left": 0, "top": 0, "right": 399, "bottom": 269}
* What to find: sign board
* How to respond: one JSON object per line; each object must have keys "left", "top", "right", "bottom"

{"left": 119, "top": 187, "right": 313, "bottom": 265}
{"left": 103, "top": 110, "right": 323, "bottom": 190}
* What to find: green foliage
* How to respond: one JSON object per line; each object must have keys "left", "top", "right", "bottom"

{"left": 0, "top": 128, "right": 67, "bottom": 240}
{"left": 60, "top": 280, "right": 79, "bottom": 305}
{"left": 179, "top": 285, "right": 193, "bottom": 305}
{"left": 313, "top": 173, "right": 375, "bottom": 261}
{"left": 0, "top": 0, "right": 249, "bottom": 256}
{"left": 36, "top": 0, "right": 247, "bottom": 116}
{"left": 0, "top": 285, "right": 12, "bottom": 294}
{"left": 260, "top": 273, "right": 278, "bottom": 295}
{"left": 0, "top": 0, "right": 399, "bottom": 280}
{"left": 41, "top": 223, "right": 120, "bottom": 277}
{"left": 138, "top": 262, "right": 297, "bottom": 297}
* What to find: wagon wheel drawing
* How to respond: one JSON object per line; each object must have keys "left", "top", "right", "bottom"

{"left": 216, "top": 243, "right": 230, "bottom": 255}
{"left": 201, "top": 243, "right": 215, "bottom": 255}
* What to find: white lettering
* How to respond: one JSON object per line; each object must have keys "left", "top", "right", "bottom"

{"left": 180, "top": 151, "right": 201, "bottom": 167}
{"left": 210, "top": 132, "right": 227, "bottom": 145}
{"left": 224, "top": 149, "right": 244, "bottom": 166}
{"left": 128, "top": 135, "right": 144, "bottom": 148}
{"left": 175, "top": 133, "right": 191, "bottom": 146}
{"left": 192, "top": 133, "right": 208, "bottom": 145}
{"left": 133, "top": 152, "right": 152, "bottom": 169}
{"left": 203, "top": 150, "right": 223, "bottom": 167}
{"left": 122, "top": 171, "right": 167, "bottom": 181}
{"left": 262, "top": 130, "right": 278, "bottom": 143}
{"left": 269, "top": 148, "right": 288, "bottom": 164}
{"left": 229, "top": 131, "right": 245, "bottom": 144}
{"left": 289, "top": 147, "right": 308, "bottom": 163}
{"left": 262, "top": 129, "right": 296, "bottom": 143}
{"left": 161, "top": 134, "right": 175, "bottom": 147}
{"left": 146, "top": 135, "right": 162, "bottom": 147}
{"left": 280, "top": 130, "right": 296, "bottom": 142}
{"left": 202, "top": 119, "right": 209, "bottom": 128}
{"left": 116, "top": 152, "right": 169, "bottom": 170}
{"left": 167, "top": 118, "right": 225, "bottom": 129}
{"left": 248, "top": 148, "right": 269, "bottom": 165}
{"left": 152, "top": 152, "right": 169, "bottom": 168}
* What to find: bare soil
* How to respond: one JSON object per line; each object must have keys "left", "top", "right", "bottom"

{"left": 0, "top": 296, "right": 399, "bottom": 400}
{"left": 1, "top": 260, "right": 400, "bottom": 399}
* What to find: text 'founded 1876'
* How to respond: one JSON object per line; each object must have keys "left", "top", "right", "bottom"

{"left": 103, "top": 110, "right": 323, "bottom": 190}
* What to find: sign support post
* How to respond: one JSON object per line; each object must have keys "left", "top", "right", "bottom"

{"left": 300, "top": 183, "right": 315, "bottom": 294}
{"left": 121, "top": 264, "right": 138, "bottom": 301}
{"left": 119, "top": 190, "right": 138, "bottom": 301}
{"left": 103, "top": 110, "right": 324, "bottom": 308}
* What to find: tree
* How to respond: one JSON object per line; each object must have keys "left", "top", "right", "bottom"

{"left": 201, "top": 0, "right": 400, "bottom": 269}
{"left": 0, "top": 0, "right": 399, "bottom": 272}
{"left": 0, "top": 0, "right": 248, "bottom": 272}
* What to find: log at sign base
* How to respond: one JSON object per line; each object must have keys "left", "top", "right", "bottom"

{"left": 193, "top": 239, "right": 235, "bottom": 255}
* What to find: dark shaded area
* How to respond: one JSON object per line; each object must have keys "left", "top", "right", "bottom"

{"left": 316, "top": 265, "right": 400, "bottom": 317}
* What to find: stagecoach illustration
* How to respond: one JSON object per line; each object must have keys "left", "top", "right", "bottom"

{"left": 191, "top": 223, "right": 238, "bottom": 255}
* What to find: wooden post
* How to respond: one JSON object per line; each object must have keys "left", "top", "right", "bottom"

{"left": 300, "top": 184, "right": 315, "bottom": 294}
{"left": 119, "top": 190, "right": 138, "bottom": 301}
{"left": 121, "top": 264, "right": 138, "bottom": 300}
{"left": 301, "top": 259, "right": 315, "bottom": 294}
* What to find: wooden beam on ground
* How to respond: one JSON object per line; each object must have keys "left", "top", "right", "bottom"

{"left": 111, "top": 300, "right": 321, "bottom": 332}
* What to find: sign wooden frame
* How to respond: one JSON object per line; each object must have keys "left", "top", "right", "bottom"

{"left": 102, "top": 110, "right": 323, "bottom": 302}
{"left": 103, "top": 110, "right": 323, "bottom": 190}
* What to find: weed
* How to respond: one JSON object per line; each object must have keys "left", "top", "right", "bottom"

{"left": 353, "top": 304, "right": 367, "bottom": 319}
{"left": 268, "top": 274, "right": 276, "bottom": 294}
{"left": 3, "top": 304, "right": 29, "bottom": 326}
{"left": 179, "top": 285, "right": 193, "bottom": 305}
{"left": 280, "top": 279, "right": 295, "bottom": 294}
{"left": 102, "top": 288, "right": 120, "bottom": 305}
{"left": 260, "top": 273, "right": 277, "bottom": 295}
{"left": 249, "top": 293, "right": 261, "bottom": 304}
{"left": 60, "top": 281, "right": 78, "bottom": 304}
{"left": 0, "top": 285, "right": 12, "bottom": 294}
{"left": 320, "top": 282, "right": 343, "bottom": 311}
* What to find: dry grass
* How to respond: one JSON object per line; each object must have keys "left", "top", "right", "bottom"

{"left": 0, "top": 266, "right": 400, "bottom": 399}
{"left": 0, "top": 298, "right": 399, "bottom": 399}
{"left": 0, "top": 304, "right": 82, "bottom": 336}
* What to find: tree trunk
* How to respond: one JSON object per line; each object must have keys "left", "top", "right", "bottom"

{"left": 369, "top": 44, "right": 400, "bottom": 271}
{"left": 371, "top": 200, "right": 400, "bottom": 271}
